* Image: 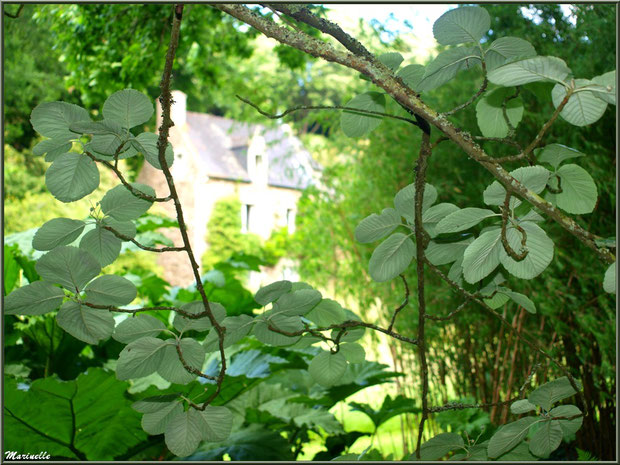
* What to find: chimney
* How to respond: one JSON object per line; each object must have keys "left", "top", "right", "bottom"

{"left": 156, "top": 90, "right": 187, "bottom": 129}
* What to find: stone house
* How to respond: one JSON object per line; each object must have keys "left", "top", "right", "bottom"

{"left": 138, "top": 90, "right": 318, "bottom": 286}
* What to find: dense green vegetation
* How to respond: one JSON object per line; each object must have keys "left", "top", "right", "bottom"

{"left": 3, "top": 3, "right": 616, "bottom": 461}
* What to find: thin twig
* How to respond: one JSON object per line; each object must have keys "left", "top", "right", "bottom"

{"left": 4, "top": 4, "right": 24, "bottom": 18}
{"left": 501, "top": 87, "right": 521, "bottom": 138}
{"left": 443, "top": 61, "right": 488, "bottom": 116}
{"left": 425, "top": 299, "right": 470, "bottom": 321}
{"left": 387, "top": 274, "right": 410, "bottom": 332}
{"left": 236, "top": 95, "right": 419, "bottom": 126}
{"left": 102, "top": 225, "right": 185, "bottom": 252}
{"left": 500, "top": 191, "right": 528, "bottom": 261}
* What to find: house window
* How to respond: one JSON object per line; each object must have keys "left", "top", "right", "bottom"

{"left": 241, "top": 204, "right": 253, "bottom": 233}
{"left": 254, "top": 154, "right": 267, "bottom": 182}
{"left": 286, "top": 208, "right": 296, "bottom": 234}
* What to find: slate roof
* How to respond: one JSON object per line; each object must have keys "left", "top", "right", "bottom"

{"left": 185, "top": 112, "right": 317, "bottom": 190}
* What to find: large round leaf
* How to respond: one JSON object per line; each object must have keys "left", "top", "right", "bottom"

{"left": 340, "top": 92, "right": 386, "bottom": 138}
{"left": 100, "top": 183, "right": 155, "bottom": 221}
{"left": 529, "top": 420, "right": 563, "bottom": 458}
{"left": 591, "top": 70, "right": 616, "bottom": 105}
{"left": 32, "top": 218, "right": 85, "bottom": 251}
{"left": 483, "top": 165, "right": 549, "bottom": 206}
{"left": 56, "top": 301, "right": 115, "bottom": 345}
{"left": 396, "top": 64, "right": 425, "bottom": 90}
{"left": 132, "top": 132, "right": 174, "bottom": 169}
{"left": 164, "top": 409, "right": 203, "bottom": 457}
{"left": 417, "top": 46, "right": 482, "bottom": 92}
{"left": 305, "top": 298, "right": 346, "bottom": 327}
{"left": 308, "top": 351, "right": 347, "bottom": 387}
{"left": 528, "top": 377, "right": 580, "bottom": 411}
{"left": 203, "top": 315, "right": 255, "bottom": 352}
{"left": 35, "top": 246, "right": 101, "bottom": 292}
{"left": 33, "top": 139, "right": 72, "bottom": 161}
{"left": 550, "top": 405, "right": 583, "bottom": 439}
{"left": 368, "top": 233, "right": 415, "bottom": 282}
{"left": 485, "top": 37, "right": 537, "bottom": 71}
{"left": 113, "top": 314, "right": 166, "bottom": 344}
{"left": 116, "top": 336, "right": 167, "bottom": 380}
{"left": 394, "top": 183, "right": 437, "bottom": 222}
{"left": 102, "top": 217, "right": 137, "bottom": 239}
{"left": 30, "top": 101, "right": 90, "bottom": 141}
{"left": 462, "top": 228, "right": 502, "bottom": 284}
{"left": 425, "top": 238, "right": 472, "bottom": 266}
{"left": 173, "top": 301, "right": 226, "bottom": 333}
{"left": 157, "top": 338, "right": 205, "bottom": 385}
{"left": 45, "top": 153, "right": 100, "bottom": 203}
{"left": 436, "top": 208, "right": 497, "bottom": 234}
{"left": 102, "top": 89, "right": 154, "bottom": 129}
{"left": 377, "top": 52, "right": 403, "bottom": 71}
{"left": 552, "top": 79, "right": 608, "bottom": 126}
{"left": 500, "top": 222, "right": 554, "bottom": 280}
{"left": 418, "top": 432, "right": 465, "bottom": 460}
{"left": 476, "top": 87, "right": 524, "bottom": 138}
{"left": 4, "top": 281, "right": 65, "bottom": 316}
{"left": 141, "top": 402, "right": 184, "bottom": 435}
{"left": 79, "top": 227, "right": 122, "bottom": 267}
{"left": 421, "top": 203, "right": 460, "bottom": 238}
{"left": 255, "top": 280, "right": 292, "bottom": 306}
{"left": 85, "top": 274, "right": 137, "bottom": 306}
{"left": 273, "top": 289, "right": 322, "bottom": 316}
{"left": 603, "top": 262, "right": 615, "bottom": 294}
{"left": 536, "top": 143, "right": 585, "bottom": 170}
{"left": 253, "top": 314, "right": 301, "bottom": 346}
{"left": 487, "top": 417, "right": 538, "bottom": 459}
{"left": 432, "top": 6, "right": 490, "bottom": 45}
{"left": 487, "top": 56, "right": 571, "bottom": 86}
{"left": 197, "top": 406, "right": 233, "bottom": 442}
{"left": 355, "top": 208, "right": 401, "bottom": 243}
{"left": 546, "top": 164, "right": 597, "bottom": 214}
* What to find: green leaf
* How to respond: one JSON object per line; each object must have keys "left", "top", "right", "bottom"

{"left": 476, "top": 87, "right": 524, "bottom": 138}
{"left": 332, "top": 309, "right": 365, "bottom": 343}
{"left": 32, "top": 218, "right": 85, "bottom": 251}
{"left": 396, "top": 64, "right": 425, "bottom": 90}
{"left": 113, "top": 314, "right": 166, "bottom": 344}
{"left": 418, "top": 46, "right": 482, "bottom": 92}
{"left": 116, "top": 336, "right": 168, "bottom": 380}
{"left": 485, "top": 37, "right": 537, "bottom": 71}
{"left": 433, "top": 6, "right": 490, "bottom": 45}
{"left": 4, "top": 369, "right": 146, "bottom": 460}
{"left": 35, "top": 246, "right": 101, "bottom": 291}
{"left": 141, "top": 401, "right": 184, "bottom": 435}
{"left": 88, "top": 131, "right": 135, "bottom": 158}
{"left": 102, "top": 217, "right": 137, "bottom": 239}
{"left": 32, "top": 139, "right": 72, "bottom": 160}
{"left": 164, "top": 409, "right": 203, "bottom": 457}
{"left": 197, "top": 405, "right": 233, "bottom": 442}
{"left": 100, "top": 183, "right": 155, "bottom": 221}
{"left": 436, "top": 208, "right": 497, "bottom": 234}
{"left": 85, "top": 274, "right": 137, "bottom": 306}
{"left": 529, "top": 419, "right": 563, "bottom": 458}
{"left": 603, "top": 262, "right": 615, "bottom": 294}
{"left": 528, "top": 377, "right": 581, "bottom": 411}
{"left": 425, "top": 238, "right": 472, "bottom": 266}
{"left": 394, "top": 183, "right": 438, "bottom": 222}
{"left": 499, "top": 222, "right": 554, "bottom": 280}
{"left": 255, "top": 280, "right": 292, "bottom": 306}
{"left": 510, "top": 399, "right": 537, "bottom": 415}
{"left": 378, "top": 52, "right": 403, "bottom": 71}
{"left": 591, "top": 70, "right": 616, "bottom": 105}
{"left": 132, "top": 132, "right": 174, "bottom": 169}
{"left": 306, "top": 298, "right": 346, "bottom": 326}
{"left": 369, "top": 233, "right": 415, "bottom": 282}
{"left": 355, "top": 208, "right": 401, "bottom": 243}
{"left": 550, "top": 405, "right": 583, "bottom": 439}
{"left": 462, "top": 229, "right": 502, "bottom": 284}
{"left": 536, "top": 143, "right": 585, "bottom": 170}
{"left": 417, "top": 432, "right": 464, "bottom": 460}
{"left": 157, "top": 338, "right": 205, "bottom": 384}
{"left": 487, "top": 56, "right": 571, "bottom": 86}
{"left": 339, "top": 343, "right": 366, "bottom": 364}
{"left": 340, "top": 92, "right": 386, "bottom": 138}
{"left": 483, "top": 165, "right": 550, "bottom": 206}
{"left": 487, "top": 416, "right": 538, "bottom": 458}
{"left": 546, "top": 164, "right": 598, "bottom": 214}
{"left": 496, "top": 441, "right": 537, "bottom": 461}
{"left": 4, "top": 281, "right": 65, "bottom": 315}
{"left": 79, "top": 226, "right": 122, "bottom": 267}
{"left": 422, "top": 203, "right": 460, "bottom": 237}
{"left": 498, "top": 289, "right": 537, "bottom": 314}
{"left": 30, "top": 101, "right": 90, "bottom": 141}
{"left": 552, "top": 79, "right": 608, "bottom": 126}
{"left": 102, "top": 89, "right": 154, "bottom": 129}
{"left": 253, "top": 315, "right": 301, "bottom": 347}
{"left": 45, "top": 152, "right": 100, "bottom": 202}
{"left": 273, "top": 289, "right": 322, "bottom": 316}
{"left": 203, "top": 315, "right": 254, "bottom": 352}
{"left": 56, "top": 300, "right": 115, "bottom": 344}
{"left": 173, "top": 301, "right": 226, "bottom": 332}
{"left": 309, "top": 351, "right": 348, "bottom": 387}
{"left": 132, "top": 394, "right": 183, "bottom": 413}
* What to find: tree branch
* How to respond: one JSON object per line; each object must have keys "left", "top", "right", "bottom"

{"left": 4, "top": 4, "right": 24, "bottom": 18}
